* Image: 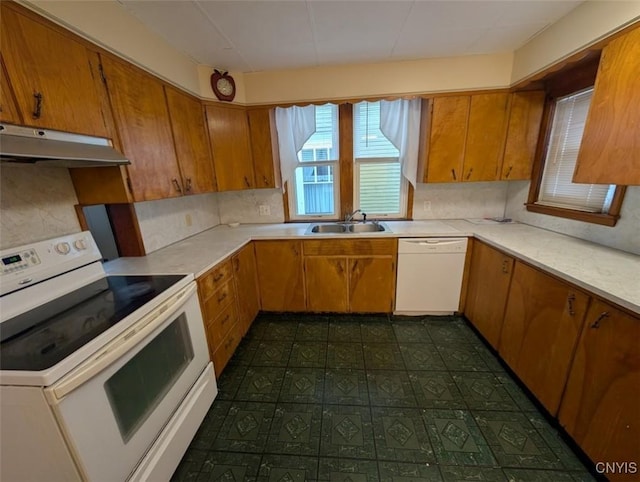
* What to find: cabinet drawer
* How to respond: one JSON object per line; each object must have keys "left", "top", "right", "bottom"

{"left": 198, "top": 260, "right": 233, "bottom": 299}
{"left": 303, "top": 238, "right": 396, "bottom": 256}
{"left": 202, "top": 280, "right": 236, "bottom": 322}
{"left": 212, "top": 324, "right": 241, "bottom": 378}
{"left": 206, "top": 302, "right": 238, "bottom": 351}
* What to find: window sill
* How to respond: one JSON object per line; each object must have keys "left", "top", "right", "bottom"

{"left": 525, "top": 203, "right": 619, "bottom": 227}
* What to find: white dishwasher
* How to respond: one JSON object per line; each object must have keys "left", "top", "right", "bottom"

{"left": 395, "top": 238, "right": 468, "bottom": 315}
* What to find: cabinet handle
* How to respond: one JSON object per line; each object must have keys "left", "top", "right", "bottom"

{"left": 233, "top": 257, "right": 240, "bottom": 272}
{"left": 465, "top": 168, "right": 473, "bottom": 180}
{"left": 172, "top": 178, "right": 183, "bottom": 194}
{"left": 501, "top": 259, "right": 510, "bottom": 274}
{"left": 263, "top": 175, "right": 269, "bottom": 186}
{"left": 185, "top": 178, "right": 192, "bottom": 193}
{"left": 213, "top": 272, "right": 224, "bottom": 282}
{"left": 590, "top": 311, "right": 609, "bottom": 329}
{"left": 32, "top": 92, "right": 43, "bottom": 119}
{"left": 244, "top": 176, "right": 251, "bottom": 188}
{"left": 567, "top": 294, "right": 576, "bottom": 316}
{"left": 451, "top": 169, "right": 457, "bottom": 181}
{"left": 504, "top": 165, "right": 513, "bottom": 179}
{"left": 221, "top": 314, "right": 230, "bottom": 325}
{"left": 217, "top": 292, "right": 228, "bottom": 303}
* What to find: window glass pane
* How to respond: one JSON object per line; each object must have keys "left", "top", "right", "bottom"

{"left": 354, "top": 101, "right": 399, "bottom": 159}
{"left": 104, "top": 314, "right": 194, "bottom": 442}
{"left": 538, "top": 88, "right": 615, "bottom": 213}
{"left": 298, "top": 104, "right": 339, "bottom": 162}
{"left": 358, "top": 162, "right": 402, "bottom": 214}
{"left": 294, "top": 165, "right": 335, "bottom": 215}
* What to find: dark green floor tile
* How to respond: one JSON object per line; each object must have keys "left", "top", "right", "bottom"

{"left": 215, "top": 363, "right": 246, "bottom": 400}
{"left": 367, "top": 370, "right": 418, "bottom": 407}
{"left": 245, "top": 319, "right": 268, "bottom": 340}
{"left": 495, "top": 374, "right": 538, "bottom": 412}
{"left": 422, "top": 409, "right": 496, "bottom": 466}
{"left": 171, "top": 449, "right": 207, "bottom": 481}
{"left": 236, "top": 367, "right": 286, "bottom": 402}
{"left": 409, "top": 371, "right": 466, "bottom": 409}
{"left": 378, "top": 460, "right": 443, "bottom": 481}
{"left": 318, "top": 458, "right": 380, "bottom": 481}
{"left": 399, "top": 343, "right": 447, "bottom": 371}
{"left": 189, "top": 401, "right": 231, "bottom": 450}
{"left": 424, "top": 318, "right": 477, "bottom": 344}
{"left": 327, "top": 343, "right": 365, "bottom": 369}
{"left": 321, "top": 405, "right": 376, "bottom": 459}
{"left": 251, "top": 341, "right": 293, "bottom": 367}
{"left": 372, "top": 407, "right": 435, "bottom": 463}
{"left": 258, "top": 454, "right": 319, "bottom": 482}
{"left": 501, "top": 468, "right": 592, "bottom": 481}
{"left": 229, "top": 337, "right": 262, "bottom": 366}
{"left": 212, "top": 401, "right": 275, "bottom": 453}
{"left": 473, "top": 411, "right": 563, "bottom": 469}
{"left": 361, "top": 322, "right": 397, "bottom": 343}
{"left": 435, "top": 343, "right": 491, "bottom": 372}
{"left": 280, "top": 367, "right": 326, "bottom": 404}
{"left": 392, "top": 321, "right": 433, "bottom": 343}
{"left": 198, "top": 452, "right": 262, "bottom": 481}
{"left": 363, "top": 344, "right": 405, "bottom": 370}
{"left": 329, "top": 321, "right": 362, "bottom": 342}
{"left": 296, "top": 321, "right": 329, "bottom": 341}
{"left": 289, "top": 341, "right": 328, "bottom": 368}
{"left": 262, "top": 321, "right": 299, "bottom": 341}
{"left": 267, "top": 403, "right": 322, "bottom": 456}
{"left": 439, "top": 465, "right": 507, "bottom": 481}
{"left": 452, "top": 372, "right": 520, "bottom": 411}
{"left": 472, "top": 343, "right": 506, "bottom": 373}
{"left": 324, "top": 369, "right": 369, "bottom": 406}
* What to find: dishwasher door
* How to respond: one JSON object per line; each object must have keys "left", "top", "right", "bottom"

{"left": 395, "top": 238, "right": 468, "bottom": 315}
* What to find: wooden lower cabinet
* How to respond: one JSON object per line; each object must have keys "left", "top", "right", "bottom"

{"left": 558, "top": 300, "right": 640, "bottom": 480}
{"left": 304, "top": 257, "right": 348, "bottom": 312}
{"left": 499, "top": 262, "right": 590, "bottom": 415}
{"left": 349, "top": 257, "right": 395, "bottom": 313}
{"left": 464, "top": 240, "right": 514, "bottom": 348}
{"left": 232, "top": 243, "right": 260, "bottom": 335}
{"left": 254, "top": 240, "right": 306, "bottom": 311}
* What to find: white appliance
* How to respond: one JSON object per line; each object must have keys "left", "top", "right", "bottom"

{"left": 0, "top": 232, "right": 217, "bottom": 481}
{"left": 395, "top": 237, "right": 468, "bottom": 315}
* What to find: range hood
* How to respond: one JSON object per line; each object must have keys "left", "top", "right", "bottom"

{"left": 0, "top": 123, "right": 130, "bottom": 167}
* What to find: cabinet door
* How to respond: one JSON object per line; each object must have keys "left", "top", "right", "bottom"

{"left": 101, "top": 55, "right": 182, "bottom": 201}
{"left": 247, "top": 108, "right": 279, "bottom": 188}
{"left": 349, "top": 257, "right": 395, "bottom": 313}
{"left": 464, "top": 241, "right": 514, "bottom": 348}
{"left": 254, "top": 240, "right": 305, "bottom": 311}
{"left": 165, "top": 87, "right": 216, "bottom": 194}
{"left": 0, "top": 58, "right": 21, "bottom": 124}
{"left": 426, "top": 96, "right": 469, "bottom": 183}
{"left": 559, "top": 300, "right": 640, "bottom": 472}
{"left": 206, "top": 104, "right": 255, "bottom": 191}
{"left": 501, "top": 91, "right": 545, "bottom": 180}
{"left": 232, "top": 243, "right": 260, "bottom": 335}
{"left": 305, "top": 257, "right": 348, "bottom": 312}
{"left": 500, "top": 262, "right": 589, "bottom": 415}
{"left": 0, "top": 5, "right": 109, "bottom": 137}
{"left": 463, "top": 93, "right": 510, "bottom": 182}
{"left": 574, "top": 27, "right": 640, "bottom": 185}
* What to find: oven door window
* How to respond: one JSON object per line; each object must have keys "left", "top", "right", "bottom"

{"left": 104, "top": 313, "right": 194, "bottom": 442}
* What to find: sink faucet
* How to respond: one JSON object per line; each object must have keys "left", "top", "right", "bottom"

{"left": 344, "top": 209, "right": 366, "bottom": 223}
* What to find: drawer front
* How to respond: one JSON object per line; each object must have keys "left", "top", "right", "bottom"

{"left": 206, "top": 302, "right": 238, "bottom": 351}
{"left": 303, "top": 238, "right": 396, "bottom": 256}
{"left": 198, "top": 260, "right": 233, "bottom": 299}
{"left": 202, "top": 280, "right": 236, "bottom": 322}
{"left": 212, "top": 324, "right": 241, "bottom": 377}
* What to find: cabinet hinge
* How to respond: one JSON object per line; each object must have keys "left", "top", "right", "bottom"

{"left": 126, "top": 177, "right": 133, "bottom": 194}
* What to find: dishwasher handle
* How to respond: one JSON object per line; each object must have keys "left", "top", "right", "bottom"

{"left": 398, "top": 237, "right": 468, "bottom": 254}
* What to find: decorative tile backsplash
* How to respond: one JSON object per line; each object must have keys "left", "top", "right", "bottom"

{"left": 412, "top": 182, "right": 508, "bottom": 220}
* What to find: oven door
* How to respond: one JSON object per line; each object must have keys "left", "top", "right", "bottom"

{"left": 44, "top": 282, "right": 209, "bottom": 482}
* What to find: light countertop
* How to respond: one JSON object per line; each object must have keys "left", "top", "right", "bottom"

{"left": 105, "top": 220, "right": 640, "bottom": 315}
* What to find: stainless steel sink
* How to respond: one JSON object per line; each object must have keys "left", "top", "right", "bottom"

{"left": 309, "top": 223, "right": 348, "bottom": 233}
{"left": 306, "top": 222, "right": 389, "bottom": 234}
{"left": 348, "top": 223, "right": 386, "bottom": 233}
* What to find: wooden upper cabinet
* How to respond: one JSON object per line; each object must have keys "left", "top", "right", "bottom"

{"left": 254, "top": 240, "right": 305, "bottom": 311}
{"left": 501, "top": 91, "right": 545, "bottom": 180}
{"left": 247, "top": 108, "right": 280, "bottom": 189}
{"left": 0, "top": 57, "right": 21, "bottom": 124}
{"left": 165, "top": 87, "right": 216, "bottom": 195}
{"left": 464, "top": 93, "right": 510, "bottom": 182}
{"left": 0, "top": 4, "right": 109, "bottom": 137}
{"left": 426, "top": 96, "right": 469, "bottom": 182}
{"left": 573, "top": 27, "right": 640, "bottom": 185}
{"left": 101, "top": 55, "right": 182, "bottom": 201}
{"left": 205, "top": 104, "right": 255, "bottom": 191}
{"left": 499, "top": 262, "right": 589, "bottom": 415}
{"left": 559, "top": 300, "right": 640, "bottom": 475}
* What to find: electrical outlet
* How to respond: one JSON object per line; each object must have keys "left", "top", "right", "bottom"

{"left": 185, "top": 214, "right": 193, "bottom": 227}
{"left": 423, "top": 201, "right": 431, "bottom": 211}
{"left": 259, "top": 204, "right": 271, "bottom": 216}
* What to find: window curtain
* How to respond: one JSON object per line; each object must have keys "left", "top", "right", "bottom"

{"left": 275, "top": 105, "right": 316, "bottom": 192}
{"left": 379, "top": 99, "right": 422, "bottom": 187}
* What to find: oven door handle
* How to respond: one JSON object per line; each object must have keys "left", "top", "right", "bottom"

{"left": 48, "top": 282, "right": 198, "bottom": 402}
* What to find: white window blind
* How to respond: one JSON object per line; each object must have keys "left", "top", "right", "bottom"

{"left": 537, "top": 88, "right": 615, "bottom": 213}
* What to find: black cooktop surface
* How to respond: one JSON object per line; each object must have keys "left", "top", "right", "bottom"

{"left": 0, "top": 275, "right": 185, "bottom": 372}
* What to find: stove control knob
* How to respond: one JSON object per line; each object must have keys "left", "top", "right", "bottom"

{"left": 55, "top": 242, "right": 71, "bottom": 255}
{"left": 74, "top": 239, "right": 88, "bottom": 251}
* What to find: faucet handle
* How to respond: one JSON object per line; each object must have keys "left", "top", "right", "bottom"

{"left": 363, "top": 213, "right": 367, "bottom": 222}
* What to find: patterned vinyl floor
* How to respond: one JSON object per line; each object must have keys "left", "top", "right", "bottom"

{"left": 171, "top": 313, "right": 595, "bottom": 482}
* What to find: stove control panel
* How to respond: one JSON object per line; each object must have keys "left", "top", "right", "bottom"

{"left": 1, "top": 249, "right": 41, "bottom": 275}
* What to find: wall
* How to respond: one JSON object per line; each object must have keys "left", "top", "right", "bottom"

{"left": 505, "top": 181, "right": 640, "bottom": 255}
{"left": 217, "top": 189, "right": 285, "bottom": 225}
{"left": 412, "top": 182, "right": 508, "bottom": 220}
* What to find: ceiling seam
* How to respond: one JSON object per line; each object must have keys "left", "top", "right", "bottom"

{"left": 389, "top": 0, "right": 416, "bottom": 59}
{"left": 305, "top": 1, "right": 320, "bottom": 66}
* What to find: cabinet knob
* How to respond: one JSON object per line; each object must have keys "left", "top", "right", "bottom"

{"left": 504, "top": 165, "right": 513, "bottom": 179}
{"left": 185, "top": 178, "right": 192, "bottom": 193}
{"left": 172, "top": 178, "right": 183, "bottom": 194}
{"left": 263, "top": 175, "right": 269, "bottom": 186}
{"left": 244, "top": 176, "right": 251, "bottom": 188}
{"left": 32, "top": 92, "right": 43, "bottom": 119}
{"left": 451, "top": 169, "right": 457, "bottom": 181}
{"left": 465, "top": 168, "right": 473, "bottom": 180}
{"left": 590, "top": 311, "right": 609, "bottom": 329}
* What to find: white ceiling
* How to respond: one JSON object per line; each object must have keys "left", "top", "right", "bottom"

{"left": 119, "top": 1, "right": 582, "bottom": 73}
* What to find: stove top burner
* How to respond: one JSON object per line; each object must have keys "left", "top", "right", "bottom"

{"left": 0, "top": 274, "right": 184, "bottom": 371}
